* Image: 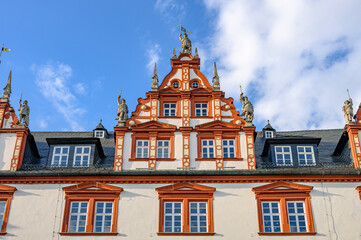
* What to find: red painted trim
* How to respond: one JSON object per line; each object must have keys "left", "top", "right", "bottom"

{"left": 59, "top": 232, "right": 118, "bottom": 236}
{"left": 157, "top": 232, "right": 215, "bottom": 236}
{"left": 258, "top": 232, "right": 317, "bottom": 236}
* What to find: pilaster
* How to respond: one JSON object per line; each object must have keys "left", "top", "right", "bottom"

{"left": 114, "top": 127, "right": 127, "bottom": 171}
{"left": 149, "top": 92, "right": 159, "bottom": 121}
{"left": 243, "top": 126, "right": 256, "bottom": 169}
{"left": 212, "top": 92, "right": 222, "bottom": 121}
{"left": 181, "top": 92, "right": 191, "bottom": 127}
{"left": 214, "top": 131, "right": 223, "bottom": 169}
{"left": 180, "top": 127, "right": 192, "bottom": 168}
{"left": 346, "top": 125, "right": 361, "bottom": 168}
{"left": 10, "top": 128, "right": 28, "bottom": 171}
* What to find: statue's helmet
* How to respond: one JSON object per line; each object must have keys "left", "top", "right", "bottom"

{"left": 24, "top": 100, "right": 28, "bottom": 104}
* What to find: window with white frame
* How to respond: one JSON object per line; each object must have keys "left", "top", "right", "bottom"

{"left": 189, "top": 202, "right": 208, "bottom": 233}
{"left": 94, "top": 202, "right": 113, "bottom": 233}
{"left": 136, "top": 140, "right": 149, "bottom": 158}
{"left": 94, "top": 130, "right": 105, "bottom": 138}
{"left": 52, "top": 146, "right": 70, "bottom": 166}
{"left": 262, "top": 202, "right": 281, "bottom": 233}
{"left": 157, "top": 140, "right": 170, "bottom": 158}
{"left": 195, "top": 103, "right": 208, "bottom": 116}
{"left": 202, "top": 140, "right": 214, "bottom": 158}
{"left": 164, "top": 103, "right": 176, "bottom": 116}
{"left": 73, "top": 146, "right": 91, "bottom": 166}
{"left": 164, "top": 202, "right": 182, "bottom": 233}
{"left": 265, "top": 131, "right": 273, "bottom": 138}
{"left": 68, "top": 201, "right": 88, "bottom": 232}
{"left": 297, "top": 146, "right": 315, "bottom": 166}
{"left": 275, "top": 146, "right": 292, "bottom": 165}
{"left": 222, "top": 139, "right": 235, "bottom": 158}
{"left": 287, "top": 201, "right": 307, "bottom": 232}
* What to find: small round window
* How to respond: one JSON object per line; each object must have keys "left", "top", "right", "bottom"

{"left": 172, "top": 82, "right": 180, "bottom": 88}
{"left": 192, "top": 82, "right": 199, "bottom": 88}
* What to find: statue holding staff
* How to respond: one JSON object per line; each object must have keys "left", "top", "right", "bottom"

{"left": 115, "top": 90, "right": 128, "bottom": 126}
{"left": 342, "top": 89, "right": 354, "bottom": 124}
{"left": 18, "top": 91, "right": 30, "bottom": 127}
{"left": 240, "top": 85, "right": 254, "bottom": 124}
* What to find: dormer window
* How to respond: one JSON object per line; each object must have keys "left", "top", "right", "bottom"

{"left": 297, "top": 146, "right": 315, "bottom": 166}
{"left": 265, "top": 131, "right": 273, "bottom": 138}
{"left": 94, "top": 130, "right": 105, "bottom": 138}
{"left": 275, "top": 146, "right": 292, "bottom": 166}
{"left": 52, "top": 146, "right": 69, "bottom": 166}
{"left": 73, "top": 146, "right": 91, "bottom": 166}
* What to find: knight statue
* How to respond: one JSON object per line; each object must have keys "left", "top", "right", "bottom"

{"left": 18, "top": 98, "right": 30, "bottom": 127}
{"left": 115, "top": 91, "right": 128, "bottom": 127}
{"left": 240, "top": 85, "right": 254, "bottom": 125}
{"left": 179, "top": 25, "right": 192, "bottom": 54}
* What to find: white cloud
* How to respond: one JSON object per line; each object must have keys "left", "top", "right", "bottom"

{"left": 39, "top": 119, "right": 48, "bottom": 129}
{"left": 203, "top": 0, "right": 361, "bottom": 130}
{"left": 74, "top": 83, "right": 86, "bottom": 95}
{"left": 155, "top": 0, "right": 186, "bottom": 28}
{"left": 32, "top": 62, "right": 86, "bottom": 131}
{"left": 146, "top": 43, "right": 161, "bottom": 73}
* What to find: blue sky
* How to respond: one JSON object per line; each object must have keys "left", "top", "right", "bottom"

{"left": 1, "top": 0, "right": 361, "bottom": 131}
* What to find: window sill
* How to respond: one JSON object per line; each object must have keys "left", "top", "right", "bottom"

{"left": 258, "top": 232, "right": 317, "bottom": 236}
{"left": 192, "top": 116, "right": 213, "bottom": 118}
{"left": 157, "top": 232, "right": 215, "bottom": 236}
{"left": 0, "top": 232, "right": 6, "bottom": 235}
{"left": 60, "top": 232, "right": 118, "bottom": 236}
{"left": 195, "top": 158, "right": 243, "bottom": 161}
{"left": 159, "top": 116, "right": 181, "bottom": 118}
{"left": 129, "top": 158, "right": 176, "bottom": 161}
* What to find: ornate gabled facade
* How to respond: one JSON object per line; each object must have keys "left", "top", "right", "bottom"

{"left": 1, "top": 29, "right": 361, "bottom": 239}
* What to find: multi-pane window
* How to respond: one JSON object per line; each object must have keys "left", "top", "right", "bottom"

{"left": 195, "top": 103, "right": 208, "bottom": 116}
{"left": 94, "top": 202, "right": 113, "bottom": 233}
{"left": 73, "top": 146, "right": 91, "bottom": 166}
{"left": 202, "top": 140, "right": 214, "bottom": 158}
{"left": 136, "top": 140, "right": 149, "bottom": 158}
{"left": 222, "top": 140, "right": 235, "bottom": 158}
{"left": 265, "top": 131, "right": 273, "bottom": 138}
{"left": 253, "top": 182, "right": 315, "bottom": 235}
{"left": 164, "top": 202, "right": 182, "bottom": 233}
{"left": 0, "top": 201, "right": 5, "bottom": 229}
{"left": 157, "top": 140, "right": 170, "bottom": 158}
{"left": 189, "top": 202, "right": 207, "bottom": 233}
{"left": 94, "top": 130, "right": 104, "bottom": 138}
{"left": 275, "top": 146, "right": 292, "bottom": 165}
{"left": 52, "top": 146, "right": 69, "bottom": 166}
{"left": 262, "top": 202, "right": 281, "bottom": 233}
{"left": 297, "top": 146, "right": 315, "bottom": 166}
{"left": 287, "top": 201, "right": 307, "bottom": 232}
{"left": 164, "top": 103, "right": 176, "bottom": 116}
{"left": 68, "top": 202, "right": 88, "bottom": 232}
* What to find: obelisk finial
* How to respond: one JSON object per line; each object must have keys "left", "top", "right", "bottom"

{"left": 1, "top": 70, "right": 12, "bottom": 102}
{"left": 151, "top": 62, "right": 159, "bottom": 91}
{"left": 212, "top": 62, "right": 220, "bottom": 91}
{"left": 194, "top": 48, "right": 199, "bottom": 58}
{"left": 172, "top": 48, "right": 177, "bottom": 59}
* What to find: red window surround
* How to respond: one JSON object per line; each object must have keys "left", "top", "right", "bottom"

{"left": 0, "top": 184, "right": 16, "bottom": 235}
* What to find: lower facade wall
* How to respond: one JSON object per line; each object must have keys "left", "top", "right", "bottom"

{"left": 2, "top": 182, "right": 361, "bottom": 239}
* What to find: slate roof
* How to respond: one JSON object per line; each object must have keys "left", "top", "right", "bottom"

{"left": 19, "top": 128, "right": 353, "bottom": 172}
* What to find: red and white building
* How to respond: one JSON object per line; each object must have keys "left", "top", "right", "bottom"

{"left": 0, "top": 36, "right": 360, "bottom": 239}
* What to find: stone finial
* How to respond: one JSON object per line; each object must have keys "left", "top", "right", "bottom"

{"left": 172, "top": 48, "right": 177, "bottom": 59}
{"left": 342, "top": 97, "right": 354, "bottom": 124}
{"left": 151, "top": 62, "right": 159, "bottom": 91}
{"left": 240, "top": 87, "right": 254, "bottom": 125}
{"left": 115, "top": 91, "right": 128, "bottom": 127}
{"left": 194, "top": 48, "right": 199, "bottom": 58}
{"left": 1, "top": 70, "right": 12, "bottom": 102}
{"left": 179, "top": 25, "right": 192, "bottom": 54}
{"left": 17, "top": 97, "right": 30, "bottom": 127}
{"left": 212, "top": 62, "right": 220, "bottom": 91}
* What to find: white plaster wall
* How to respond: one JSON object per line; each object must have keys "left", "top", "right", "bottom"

{"left": 138, "top": 110, "right": 150, "bottom": 117}
{"left": 158, "top": 118, "right": 182, "bottom": 126}
{"left": 2, "top": 113, "right": 13, "bottom": 128}
{"left": 240, "top": 132, "right": 247, "bottom": 160}
{"left": 221, "top": 110, "right": 232, "bottom": 116}
{"left": 0, "top": 133, "right": 17, "bottom": 171}
{"left": 3, "top": 182, "right": 361, "bottom": 239}
{"left": 190, "top": 119, "right": 213, "bottom": 127}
